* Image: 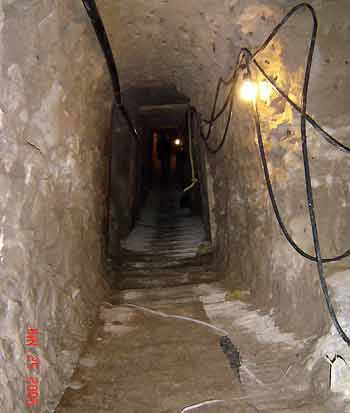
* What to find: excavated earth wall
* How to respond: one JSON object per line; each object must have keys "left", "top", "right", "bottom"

{"left": 0, "top": 2, "right": 114, "bottom": 411}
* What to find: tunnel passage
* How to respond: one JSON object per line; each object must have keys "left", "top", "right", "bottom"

{"left": 100, "top": 0, "right": 350, "bottom": 341}
{"left": 108, "top": 86, "right": 212, "bottom": 267}
{"left": 2, "top": 1, "right": 350, "bottom": 412}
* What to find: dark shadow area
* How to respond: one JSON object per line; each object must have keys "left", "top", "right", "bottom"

{"left": 147, "top": 128, "right": 196, "bottom": 206}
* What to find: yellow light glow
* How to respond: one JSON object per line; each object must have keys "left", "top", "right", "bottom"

{"left": 174, "top": 139, "right": 181, "bottom": 146}
{"left": 240, "top": 80, "right": 257, "bottom": 102}
{"left": 258, "top": 81, "right": 271, "bottom": 101}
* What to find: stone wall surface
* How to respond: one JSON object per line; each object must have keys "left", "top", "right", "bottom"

{"left": 102, "top": 0, "right": 350, "bottom": 341}
{"left": 0, "top": 1, "right": 113, "bottom": 411}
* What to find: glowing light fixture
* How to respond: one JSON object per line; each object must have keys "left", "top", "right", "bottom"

{"left": 240, "top": 79, "right": 271, "bottom": 103}
{"left": 258, "top": 80, "right": 271, "bottom": 101}
{"left": 174, "top": 138, "right": 181, "bottom": 146}
{"left": 240, "top": 79, "right": 257, "bottom": 103}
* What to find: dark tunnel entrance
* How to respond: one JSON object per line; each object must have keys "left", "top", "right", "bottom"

{"left": 151, "top": 128, "right": 185, "bottom": 188}
{"left": 107, "top": 87, "right": 212, "bottom": 269}
{"left": 146, "top": 127, "right": 201, "bottom": 211}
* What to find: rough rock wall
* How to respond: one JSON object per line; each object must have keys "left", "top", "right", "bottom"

{"left": 0, "top": 2, "right": 113, "bottom": 411}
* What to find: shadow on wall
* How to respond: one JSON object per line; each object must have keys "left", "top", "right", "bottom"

{"left": 108, "top": 103, "right": 139, "bottom": 262}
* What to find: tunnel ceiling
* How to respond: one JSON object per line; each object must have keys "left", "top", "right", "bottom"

{"left": 121, "top": 85, "right": 189, "bottom": 127}
{"left": 100, "top": 0, "right": 237, "bottom": 89}
{"left": 98, "top": 0, "right": 299, "bottom": 114}
{"left": 97, "top": 0, "right": 350, "bottom": 125}
{"left": 98, "top": 1, "right": 269, "bottom": 106}
{"left": 139, "top": 104, "right": 188, "bottom": 129}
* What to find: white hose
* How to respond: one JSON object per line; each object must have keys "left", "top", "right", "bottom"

{"left": 123, "top": 303, "right": 229, "bottom": 336}
{"left": 241, "top": 365, "right": 265, "bottom": 386}
{"left": 121, "top": 303, "right": 298, "bottom": 413}
{"left": 180, "top": 399, "right": 225, "bottom": 412}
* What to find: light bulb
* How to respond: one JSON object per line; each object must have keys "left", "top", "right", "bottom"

{"left": 174, "top": 139, "right": 181, "bottom": 146}
{"left": 240, "top": 80, "right": 257, "bottom": 103}
{"left": 258, "top": 81, "right": 271, "bottom": 101}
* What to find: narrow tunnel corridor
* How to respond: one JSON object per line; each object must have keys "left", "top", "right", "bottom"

{"left": 108, "top": 89, "right": 212, "bottom": 268}
{"left": 2, "top": 1, "right": 350, "bottom": 412}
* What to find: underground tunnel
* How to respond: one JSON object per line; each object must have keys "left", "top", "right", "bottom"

{"left": 2, "top": 1, "right": 350, "bottom": 412}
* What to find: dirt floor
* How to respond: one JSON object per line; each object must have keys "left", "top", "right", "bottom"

{"left": 56, "top": 187, "right": 349, "bottom": 413}
{"left": 55, "top": 271, "right": 346, "bottom": 412}
{"left": 56, "top": 284, "right": 244, "bottom": 412}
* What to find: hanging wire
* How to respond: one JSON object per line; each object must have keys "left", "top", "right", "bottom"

{"left": 197, "top": 52, "right": 244, "bottom": 152}
{"left": 196, "top": 3, "right": 350, "bottom": 346}
{"left": 81, "top": 0, "right": 139, "bottom": 143}
{"left": 240, "top": 48, "right": 350, "bottom": 264}
{"left": 196, "top": 92, "right": 235, "bottom": 155}
{"left": 183, "top": 108, "right": 199, "bottom": 192}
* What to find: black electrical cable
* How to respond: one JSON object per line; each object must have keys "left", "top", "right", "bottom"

{"left": 197, "top": 3, "right": 350, "bottom": 345}
{"left": 197, "top": 66, "right": 242, "bottom": 153}
{"left": 199, "top": 79, "right": 232, "bottom": 141}
{"left": 198, "top": 95, "right": 234, "bottom": 154}
{"left": 251, "top": 86, "right": 350, "bottom": 264}
{"left": 246, "top": 3, "right": 350, "bottom": 153}
{"left": 81, "top": 0, "right": 139, "bottom": 143}
{"left": 296, "top": 4, "right": 350, "bottom": 346}
{"left": 249, "top": 54, "right": 350, "bottom": 154}
{"left": 81, "top": 0, "right": 121, "bottom": 101}
{"left": 197, "top": 10, "right": 350, "bottom": 263}
{"left": 199, "top": 52, "right": 244, "bottom": 144}
{"left": 199, "top": 4, "right": 350, "bottom": 153}
{"left": 235, "top": 50, "right": 350, "bottom": 264}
